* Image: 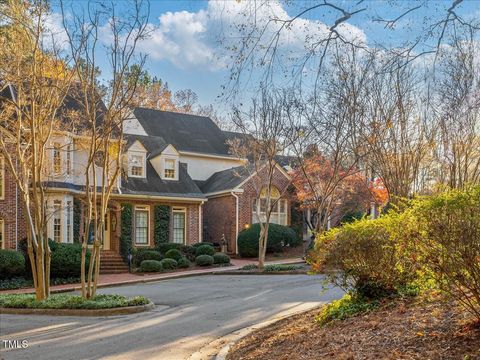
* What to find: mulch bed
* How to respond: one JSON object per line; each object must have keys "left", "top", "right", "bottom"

{"left": 227, "top": 294, "right": 480, "bottom": 360}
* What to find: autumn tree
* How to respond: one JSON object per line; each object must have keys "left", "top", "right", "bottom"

{"left": 61, "top": 0, "right": 149, "bottom": 298}
{"left": 0, "top": 0, "right": 74, "bottom": 300}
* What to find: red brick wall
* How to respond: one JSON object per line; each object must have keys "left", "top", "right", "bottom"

{"left": 0, "top": 163, "right": 27, "bottom": 250}
{"left": 111, "top": 200, "right": 202, "bottom": 251}
{"left": 202, "top": 195, "right": 236, "bottom": 252}
{"left": 203, "top": 166, "right": 291, "bottom": 254}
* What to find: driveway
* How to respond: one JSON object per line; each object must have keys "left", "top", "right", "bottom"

{"left": 0, "top": 274, "right": 342, "bottom": 360}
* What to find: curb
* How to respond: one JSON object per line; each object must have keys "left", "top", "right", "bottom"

{"left": 187, "top": 304, "right": 319, "bottom": 360}
{"left": 0, "top": 300, "right": 155, "bottom": 317}
{"left": 2, "top": 259, "right": 306, "bottom": 295}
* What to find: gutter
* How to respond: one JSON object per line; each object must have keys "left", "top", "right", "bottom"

{"left": 231, "top": 192, "right": 239, "bottom": 254}
{"left": 199, "top": 201, "right": 205, "bottom": 243}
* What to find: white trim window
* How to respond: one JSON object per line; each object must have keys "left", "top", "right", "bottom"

{"left": 172, "top": 208, "right": 186, "bottom": 244}
{"left": 134, "top": 206, "right": 149, "bottom": 245}
{"left": 0, "top": 219, "right": 4, "bottom": 249}
{"left": 164, "top": 158, "right": 176, "bottom": 179}
{"left": 252, "top": 187, "right": 288, "bottom": 226}
{"left": 53, "top": 200, "right": 62, "bottom": 243}
{"left": 53, "top": 143, "right": 62, "bottom": 175}
{"left": 129, "top": 152, "right": 146, "bottom": 178}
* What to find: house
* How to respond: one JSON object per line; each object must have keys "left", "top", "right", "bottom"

{"left": 0, "top": 88, "right": 293, "bottom": 269}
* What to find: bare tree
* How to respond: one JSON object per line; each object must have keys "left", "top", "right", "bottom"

{"left": 230, "top": 90, "right": 290, "bottom": 270}
{"left": 61, "top": 0, "right": 149, "bottom": 298}
{"left": 434, "top": 28, "right": 480, "bottom": 189}
{"left": 0, "top": 0, "right": 74, "bottom": 300}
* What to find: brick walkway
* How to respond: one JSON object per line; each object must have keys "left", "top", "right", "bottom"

{"left": 1, "top": 258, "right": 304, "bottom": 295}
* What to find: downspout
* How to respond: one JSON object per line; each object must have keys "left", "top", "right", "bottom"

{"left": 198, "top": 200, "right": 205, "bottom": 243}
{"left": 231, "top": 192, "right": 239, "bottom": 254}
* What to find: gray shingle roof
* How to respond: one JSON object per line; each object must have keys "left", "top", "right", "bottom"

{"left": 133, "top": 108, "right": 233, "bottom": 156}
{"left": 121, "top": 162, "right": 205, "bottom": 199}
{"left": 125, "top": 134, "right": 168, "bottom": 158}
{"left": 199, "top": 165, "right": 253, "bottom": 194}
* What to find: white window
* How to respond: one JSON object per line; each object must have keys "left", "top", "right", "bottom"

{"left": 66, "top": 201, "right": 72, "bottom": 243}
{"left": 129, "top": 152, "right": 146, "bottom": 178}
{"left": 252, "top": 187, "right": 288, "bottom": 226}
{"left": 0, "top": 219, "right": 4, "bottom": 249}
{"left": 53, "top": 200, "right": 62, "bottom": 243}
{"left": 172, "top": 208, "right": 186, "bottom": 244}
{"left": 53, "top": 143, "right": 62, "bottom": 174}
{"left": 164, "top": 159, "right": 176, "bottom": 179}
{"left": 0, "top": 157, "right": 4, "bottom": 200}
{"left": 134, "top": 206, "right": 149, "bottom": 245}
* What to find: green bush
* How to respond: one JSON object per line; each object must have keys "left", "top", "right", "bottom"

{"left": 140, "top": 260, "right": 162, "bottom": 272}
{"left": 154, "top": 205, "right": 170, "bottom": 246}
{"left": 133, "top": 249, "right": 163, "bottom": 267}
{"left": 0, "top": 250, "right": 25, "bottom": 279}
{"left": 181, "top": 245, "right": 197, "bottom": 261}
{"left": 157, "top": 243, "right": 183, "bottom": 254}
{"left": 411, "top": 186, "right": 480, "bottom": 320}
{"left": 213, "top": 253, "right": 230, "bottom": 264}
{"left": 237, "top": 223, "right": 294, "bottom": 257}
{"left": 0, "top": 293, "right": 149, "bottom": 309}
{"left": 165, "top": 249, "right": 183, "bottom": 261}
{"left": 192, "top": 242, "right": 214, "bottom": 248}
{"left": 312, "top": 212, "right": 417, "bottom": 299}
{"left": 241, "top": 264, "right": 258, "bottom": 271}
{"left": 177, "top": 257, "right": 191, "bottom": 268}
{"left": 160, "top": 258, "right": 178, "bottom": 270}
{"left": 120, "top": 203, "right": 133, "bottom": 261}
{"left": 50, "top": 243, "right": 91, "bottom": 278}
{"left": 195, "top": 244, "right": 215, "bottom": 256}
{"left": 263, "top": 264, "right": 302, "bottom": 272}
{"left": 195, "top": 254, "right": 214, "bottom": 266}
{"left": 316, "top": 293, "right": 379, "bottom": 325}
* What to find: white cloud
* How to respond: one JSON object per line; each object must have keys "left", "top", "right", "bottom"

{"left": 136, "top": 0, "right": 366, "bottom": 71}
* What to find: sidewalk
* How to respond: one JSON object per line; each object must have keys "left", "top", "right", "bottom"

{"left": 1, "top": 258, "right": 304, "bottom": 295}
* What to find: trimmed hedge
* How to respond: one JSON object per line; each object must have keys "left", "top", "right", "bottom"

{"left": 192, "top": 242, "right": 214, "bottom": 248}
{"left": 120, "top": 203, "right": 133, "bottom": 261}
{"left": 195, "top": 254, "right": 214, "bottom": 266}
{"left": 195, "top": 244, "right": 215, "bottom": 256}
{"left": 154, "top": 205, "right": 170, "bottom": 246}
{"left": 140, "top": 260, "right": 162, "bottom": 272}
{"left": 133, "top": 249, "right": 163, "bottom": 267}
{"left": 165, "top": 249, "right": 183, "bottom": 261}
{"left": 237, "top": 223, "right": 295, "bottom": 257}
{"left": 213, "top": 253, "right": 230, "bottom": 264}
{"left": 177, "top": 257, "right": 191, "bottom": 268}
{"left": 50, "top": 243, "right": 91, "bottom": 278}
{"left": 73, "top": 199, "right": 82, "bottom": 244}
{"left": 157, "top": 243, "right": 183, "bottom": 254}
{"left": 0, "top": 250, "right": 25, "bottom": 279}
{"left": 160, "top": 258, "right": 178, "bottom": 270}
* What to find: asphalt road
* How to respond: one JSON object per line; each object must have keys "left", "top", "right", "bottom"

{"left": 0, "top": 274, "right": 342, "bottom": 360}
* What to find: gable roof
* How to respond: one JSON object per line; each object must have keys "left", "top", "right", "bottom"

{"left": 125, "top": 134, "right": 168, "bottom": 158}
{"left": 133, "top": 108, "right": 233, "bottom": 156}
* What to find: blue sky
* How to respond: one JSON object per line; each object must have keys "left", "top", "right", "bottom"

{"left": 52, "top": 0, "right": 480, "bottom": 111}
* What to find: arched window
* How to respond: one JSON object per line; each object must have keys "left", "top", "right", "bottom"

{"left": 252, "top": 186, "right": 288, "bottom": 225}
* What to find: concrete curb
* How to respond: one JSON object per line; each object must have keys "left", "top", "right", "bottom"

{"left": 0, "top": 300, "right": 155, "bottom": 317}
{"left": 187, "top": 304, "right": 320, "bottom": 360}
{"left": 2, "top": 259, "right": 306, "bottom": 295}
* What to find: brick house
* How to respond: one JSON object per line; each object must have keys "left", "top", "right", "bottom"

{"left": 0, "top": 86, "right": 293, "bottom": 267}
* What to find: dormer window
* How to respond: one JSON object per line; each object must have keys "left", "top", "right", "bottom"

{"left": 164, "top": 159, "right": 176, "bottom": 179}
{"left": 128, "top": 152, "right": 146, "bottom": 178}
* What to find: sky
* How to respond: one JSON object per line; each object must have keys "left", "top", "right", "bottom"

{"left": 49, "top": 0, "right": 480, "bottom": 112}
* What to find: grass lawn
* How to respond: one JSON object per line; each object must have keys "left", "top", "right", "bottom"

{"left": 0, "top": 293, "right": 149, "bottom": 309}
{"left": 227, "top": 293, "right": 480, "bottom": 360}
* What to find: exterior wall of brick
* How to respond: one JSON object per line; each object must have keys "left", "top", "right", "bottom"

{"left": 202, "top": 195, "right": 236, "bottom": 252}
{"left": 0, "top": 162, "right": 27, "bottom": 250}
{"left": 203, "top": 166, "right": 292, "bottom": 254}
{"left": 110, "top": 199, "right": 202, "bottom": 251}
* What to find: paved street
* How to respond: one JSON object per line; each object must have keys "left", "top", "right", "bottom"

{"left": 0, "top": 274, "right": 342, "bottom": 360}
